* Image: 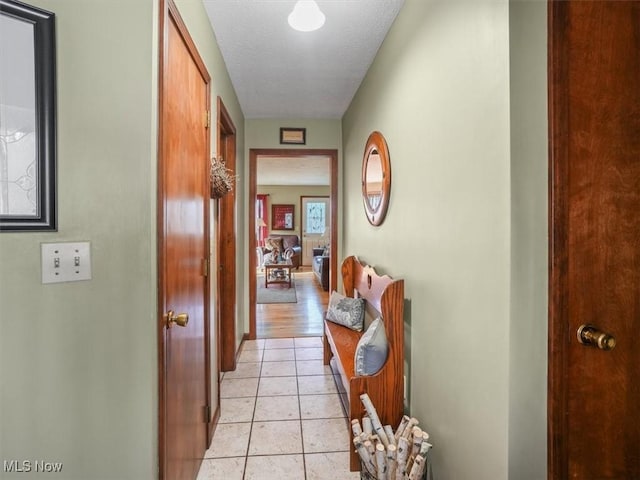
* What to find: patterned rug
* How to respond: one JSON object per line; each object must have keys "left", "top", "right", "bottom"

{"left": 257, "top": 276, "right": 297, "bottom": 304}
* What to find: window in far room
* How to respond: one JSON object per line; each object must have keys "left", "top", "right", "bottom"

{"left": 305, "top": 201, "right": 326, "bottom": 235}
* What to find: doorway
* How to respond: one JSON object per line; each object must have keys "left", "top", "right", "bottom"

{"left": 248, "top": 149, "right": 338, "bottom": 340}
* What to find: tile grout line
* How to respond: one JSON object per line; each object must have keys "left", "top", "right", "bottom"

{"left": 203, "top": 337, "right": 351, "bottom": 479}
{"left": 294, "top": 340, "right": 309, "bottom": 480}
{"left": 242, "top": 345, "right": 263, "bottom": 479}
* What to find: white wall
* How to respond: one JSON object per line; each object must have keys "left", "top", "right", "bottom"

{"left": 0, "top": 1, "right": 158, "bottom": 478}
{"left": 342, "top": 1, "right": 512, "bottom": 478}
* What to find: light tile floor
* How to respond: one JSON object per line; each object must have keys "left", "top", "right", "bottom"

{"left": 197, "top": 337, "right": 360, "bottom": 480}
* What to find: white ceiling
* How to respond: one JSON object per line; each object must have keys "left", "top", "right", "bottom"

{"left": 257, "top": 155, "right": 330, "bottom": 186}
{"left": 202, "top": 0, "right": 405, "bottom": 119}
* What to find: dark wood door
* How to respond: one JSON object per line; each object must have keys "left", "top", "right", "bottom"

{"left": 158, "top": 1, "right": 211, "bottom": 479}
{"left": 216, "top": 98, "right": 237, "bottom": 372}
{"left": 549, "top": 2, "right": 640, "bottom": 478}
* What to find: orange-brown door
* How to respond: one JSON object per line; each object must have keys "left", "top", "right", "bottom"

{"left": 548, "top": 2, "right": 640, "bottom": 478}
{"left": 158, "top": 1, "right": 211, "bottom": 479}
{"left": 216, "top": 98, "right": 237, "bottom": 372}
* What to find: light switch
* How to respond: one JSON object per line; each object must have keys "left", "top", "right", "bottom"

{"left": 41, "top": 242, "right": 92, "bottom": 284}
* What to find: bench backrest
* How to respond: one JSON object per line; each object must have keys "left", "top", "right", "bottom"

{"left": 341, "top": 255, "right": 404, "bottom": 372}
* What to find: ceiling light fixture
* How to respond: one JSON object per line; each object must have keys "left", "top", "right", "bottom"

{"left": 288, "top": 0, "right": 325, "bottom": 32}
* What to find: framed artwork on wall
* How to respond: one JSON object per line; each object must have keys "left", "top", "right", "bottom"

{"left": 272, "top": 204, "right": 294, "bottom": 230}
{"left": 279, "top": 127, "right": 306, "bottom": 145}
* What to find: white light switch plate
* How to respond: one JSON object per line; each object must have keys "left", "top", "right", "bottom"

{"left": 41, "top": 242, "right": 92, "bottom": 284}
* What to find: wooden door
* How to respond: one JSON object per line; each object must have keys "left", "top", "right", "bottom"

{"left": 301, "top": 196, "right": 329, "bottom": 266}
{"left": 216, "top": 97, "right": 237, "bottom": 372}
{"left": 548, "top": 2, "right": 640, "bottom": 478}
{"left": 158, "top": 1, "right": 211, "bottom": 479}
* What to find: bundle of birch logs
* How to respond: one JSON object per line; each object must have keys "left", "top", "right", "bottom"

{"left": 352, "top": 394, "right": 432, "bottom": 480}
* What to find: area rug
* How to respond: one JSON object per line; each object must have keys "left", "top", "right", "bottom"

{"left": 257, "top": 276, "right": 297, "bottom": 304}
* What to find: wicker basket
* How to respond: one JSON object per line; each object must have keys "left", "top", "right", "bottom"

{"left": 210, "top": 156, "right": 235, "bottom": 199}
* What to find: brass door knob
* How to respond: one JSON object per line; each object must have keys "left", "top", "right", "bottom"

{"left": 577, "top": 324, "right": 616, "bottom": 351}
{"left": 165, "top": 310, "right": 189, "bottom": 329}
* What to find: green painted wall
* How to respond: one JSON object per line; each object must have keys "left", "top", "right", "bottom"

{"left": 0, "top": 1, "right": 158, "bottom": 478}
{"left": 342, "top": 1, "right": 548, "bottom": 478}
{"left": 0, "top": 0, "right": 244, "bottom": 478}
{"left": 508, "top": 1, "right": 548, "bottom": 478}
{"left": 343, "top": 0, "right": 513, "bottom": 478}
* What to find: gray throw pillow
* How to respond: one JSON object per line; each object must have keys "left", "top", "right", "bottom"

{"left": 325, "top": 291, "right": 365, "bottom": 331}
{"left": 354, "top": 317, "right": 389, "bottom": 376}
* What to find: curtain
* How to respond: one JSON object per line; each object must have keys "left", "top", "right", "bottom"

{"left": 256, "top": 194, "right": 268, "bottom": 246}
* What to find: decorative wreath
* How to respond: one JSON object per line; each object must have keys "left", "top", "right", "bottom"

{"left": 210, "top": 156, "right": 236, "bottom": 199}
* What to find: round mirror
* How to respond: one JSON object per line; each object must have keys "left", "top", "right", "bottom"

{"left": 362, "top": 131, "right": 391, "bottom": 226}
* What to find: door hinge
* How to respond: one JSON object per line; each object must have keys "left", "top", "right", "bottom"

{"left": 204, "top": 404, "right": 211, "bottom": 423}
{"left": 202, "top": 258, "right": 209, "bottom": 277}
{"left": 205, "top": 110, "right": 210, "bottom": 129}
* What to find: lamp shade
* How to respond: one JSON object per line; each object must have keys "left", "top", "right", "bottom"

{"left": 288, "top": 0, "right": 325, "bottom": 32}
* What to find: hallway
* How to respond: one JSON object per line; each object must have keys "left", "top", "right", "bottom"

{"left": 197, "top": 337, "right": 358, "bottom": 479}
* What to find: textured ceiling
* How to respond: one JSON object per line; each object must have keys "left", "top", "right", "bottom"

{"left": 202, "top": 0, "right": 405, "bottom": 119}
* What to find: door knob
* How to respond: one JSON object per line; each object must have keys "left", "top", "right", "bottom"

{"left": 577, "top": 324, "right": 616, "bottom": 351}
{"left": 165, "top": 310, "right": 189, "bottom": 329}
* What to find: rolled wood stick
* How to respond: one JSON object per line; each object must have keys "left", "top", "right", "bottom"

{"left": 384, "top": 425, "right": 396, "bottom": 446}
{"left": 387, "top": 444, "right": 398, "bottom": 480}
{"left": 419, "top": 441, "right": 433, "bottom": 458}
{"left": 363, "top": 416, "right": 373, "bottom": 436}
{"left": 396, "top": 436, "right": 410, "bottom": 480}
{"left": 408, "top": 455, "right": 426, "bottom": 480}
{"left": 351, "top": 419, "right": 363, "bottom": 438}
{"left": 360, "top": 393, "right": 391, "bottom": 447}
{"left": 395, "top": 415, "right": 411, "bottom": 442}
{"left": 402, "top": 417, "right": 419, "bottom": 439}
{"left": 353, "top": 435, "right": 377, "bottom": 475}
{"left": 411, "top": 426, "right": 424, "bottom": 457}
{"left": 364, "top": 440, "right": 377, "bottom": 468}
{"left": 376, "top": 443, "right": 388, "bottom": 480}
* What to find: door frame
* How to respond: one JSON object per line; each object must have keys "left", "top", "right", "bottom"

{"left": 157, "top": 0, "right": 211, "bottom": 477}
{"left": 216, "top": 97, "right": 237, "bottom": 373}
{"left": 547, "top": 2, "right": 571, "bottom": 477}
{"left": 248, "top": 149, "right": 338, "bottom": 339}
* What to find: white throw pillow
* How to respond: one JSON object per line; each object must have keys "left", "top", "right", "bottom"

{"left": 354, "top": 317, "right": 389, "bottom": 376}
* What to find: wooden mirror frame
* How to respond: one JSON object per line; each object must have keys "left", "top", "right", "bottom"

{"left": 361, "top": 131, "right": 391, "bottom": 226}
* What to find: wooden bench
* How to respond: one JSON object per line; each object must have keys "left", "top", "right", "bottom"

{"left": 323, "top": 255, "right": 405, "bottom": 471}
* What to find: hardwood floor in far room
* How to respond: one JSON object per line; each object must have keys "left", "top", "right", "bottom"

{"left": 257, "top": 267, "right": 329, "bottom": 338}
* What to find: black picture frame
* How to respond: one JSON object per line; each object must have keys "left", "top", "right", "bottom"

{"left": 0, "top": 0, "right": 57, "bottom": 231}
{"left": 279, "top": 127, "right": 306, "bottom": 145}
